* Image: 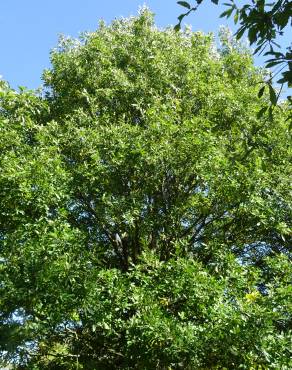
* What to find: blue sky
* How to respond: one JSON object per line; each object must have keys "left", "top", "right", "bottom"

{"left": 0, "top": 1, "right": 289, "bottom": 90}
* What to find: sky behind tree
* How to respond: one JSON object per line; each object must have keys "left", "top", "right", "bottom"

{"left": 0, "top": 1, "right": 290, "bottom": 90}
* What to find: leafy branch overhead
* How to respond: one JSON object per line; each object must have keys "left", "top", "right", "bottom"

{"left": 176, "top": 0, "right": 292, "bottom": 109}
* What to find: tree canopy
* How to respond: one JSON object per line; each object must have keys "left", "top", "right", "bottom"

{"left": 0, "top": 9, "right": 291, "bottom": 369}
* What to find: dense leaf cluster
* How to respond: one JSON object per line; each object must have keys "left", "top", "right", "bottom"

{"left": 0, "top": 9, "right": 291, "bottom": 369}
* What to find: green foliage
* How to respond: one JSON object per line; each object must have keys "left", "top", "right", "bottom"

{"left": 0, "top": 9, "right": 291, "bottom": 369}
{"left": 176, "top": 0, "right": 292, "bottom": 107}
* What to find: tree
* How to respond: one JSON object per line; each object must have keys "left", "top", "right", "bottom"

{"left": 0, "top": 9, "right": 291, "bottom": 369}
{"left": 176, "top": 0, "right": 292, "bottom": 110}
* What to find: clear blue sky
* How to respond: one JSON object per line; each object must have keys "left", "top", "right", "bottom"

{"left": 0, "top": 1, "right": 289, "bottom": 90}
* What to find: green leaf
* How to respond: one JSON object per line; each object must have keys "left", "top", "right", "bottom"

{"left": 236, "top": 26, "right": 246, "bottom": 39}
{"left": 253, "top": 42, "right": 266, "bottom": 54}
{"left": 177, "top": 1, "right": 191, "bottom": 9}
{"left": 264, "top": 51, "right": 284, "bottom": 58}
{"left": 174, "top": 23, "right": 181, "bottom": 31}
{"left": 288, "top": 115, "right": 292, "bottom": 130}
{"left": 265, "top": 60, "right": 283, "bottom": 68}
{"left": 248, "top": 27, "right": 257, "bottom": 44}
{"left": 268, "top": 84, "right": 277, "bottom": 105}
{"left": 277, "top": 77, "right": 286, "bottom": 84}
{"left": 220, "top": 8, "right": 234, "bottom": 18}
{"left": 256, "top": 106, "right": 268, "bottom": 118}
{"left": 177, "top": 14, "right": 185, "bottom": 22}
{"left": 258, "top": 86, "right": 265, "bottom": 98}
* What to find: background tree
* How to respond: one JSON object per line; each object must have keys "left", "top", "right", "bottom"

{"left": 0, "top": 9, "right": 291, "bottom": 369}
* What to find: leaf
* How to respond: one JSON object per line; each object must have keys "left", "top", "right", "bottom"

{"left": 257, "top": 106, "right": 268, "bottom": 118}
{"left": 276, "top": 12, "right": 289, "bottom": 30}
{"left": 276, "top": 77, "right": 286, "bottom": 84}
{"left": 258, "top": 86, "right": 265, "bottom": 98}
{"left": 174, "top": 23, "right": 181, "bottom": 32}
{"left": 264, "top": 51, "right": 284, "bottom": 58}
{"left": 220, "top": 8, "right": 234, "bottom": 18}
{"left": 268, "top": 84, "right": 277, "bottom": 105}
{"left": 272, "top": 0, "right": 284, "bottom": 14}
{"left": 253, "top": 41, "right": 266, "bottom": 54}
{"left": 265, "top": 60, "right": 283, "bottom": 68}
{"left": 177, "top": 1, "right": 191, "bottom": 9}
{"left": 211, "top": 0, "right": 219, "bottom": 4}
{"left": 236, "top": 26, "right": 246, "bottom": 40}
{"left": 281, "top": 71, "right": 292, "bottom": 85}
{"left": 248, "top": 27, "right": 257, "bottom": 44}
